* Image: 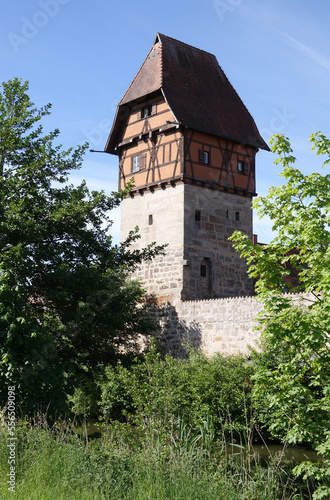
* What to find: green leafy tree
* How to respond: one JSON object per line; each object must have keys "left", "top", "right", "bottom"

{"left": 230, "top": 133, "right": 330, "bottom": 498}
{"left": 0, "top": 78, "right": 163, "bottom": 415}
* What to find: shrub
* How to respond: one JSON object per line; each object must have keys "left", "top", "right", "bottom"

{"left": 98, "top": 342, "right": 254, "bottom": 440}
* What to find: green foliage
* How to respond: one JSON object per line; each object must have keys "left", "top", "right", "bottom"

{"left": 0, "top": 78, "right": 164, "bottom": 415}
{"left": 294, "top": 432, "right": 330, "bottom": 499}
{"left": 0, "top": 269, "right": 68, "bottom": 414}
{"left": 98, "top": 343, "right": 254, "bottom": 440}
{"left": 230, "top": 132, "right": 330, "bottom": 497}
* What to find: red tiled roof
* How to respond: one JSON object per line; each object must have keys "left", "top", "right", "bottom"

{"left": 105, "top": 33, "right": 269, "bottom": 153}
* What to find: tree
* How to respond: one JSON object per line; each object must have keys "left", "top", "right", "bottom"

{"left": 0, "top": 78, "right": 163, "bottom": 415}
{"left": 230, "top": 133, "right": 330, "bottom": 498}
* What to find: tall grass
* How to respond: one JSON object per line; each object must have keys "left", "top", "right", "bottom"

{"left": 0, "top": 415, "right": 311, "bottom": 500}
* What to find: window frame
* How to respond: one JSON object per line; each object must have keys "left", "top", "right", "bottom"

{"left": 132, "top": 155, "right": 140, "bottom": 173}
{"left": 139, "top": 103, "right": 157, "bottom": 120}
{"left": 132, "top": 154, "right": 147, "bottom": 173}
{"left": 237, "top": 161, "right": 244, "bottom": 173}
{"left": 203, "top": 151, "right": 209, "bottom": 164}
{"left": 237, "top": 160, "right": 248, "bottom": 174}
{"left": 141, "top": 106, "right": 151, "bottom": 120}
{"left": 199, "top": 149, "right": 210, "bottom": 165}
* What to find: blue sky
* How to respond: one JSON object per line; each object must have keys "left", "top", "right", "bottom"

{"left": 1, "top": 0, "right": 330, "bottom": 243}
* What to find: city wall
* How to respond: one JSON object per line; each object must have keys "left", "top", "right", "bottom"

{"left": 148, "top": 292, "right": 314, "bottom": 357}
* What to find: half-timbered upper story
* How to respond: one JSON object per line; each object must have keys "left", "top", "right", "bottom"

{"left": 105, "top": 33, "right": 269, "bottom": 197}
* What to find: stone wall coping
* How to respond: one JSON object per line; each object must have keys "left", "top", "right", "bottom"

{"left": 180, "top": 291, "right": 315, "bottom": 306}
{"left": 182, "top": 295, "right": 257, "bottom": 304}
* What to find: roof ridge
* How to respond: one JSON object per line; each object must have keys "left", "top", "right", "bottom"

{"left": 160, "top": 39, "right": 163, "bottom": 86}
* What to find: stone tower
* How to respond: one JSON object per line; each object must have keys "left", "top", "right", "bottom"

{"left": 105, "top": 33, "right": 269, "bottom": 305}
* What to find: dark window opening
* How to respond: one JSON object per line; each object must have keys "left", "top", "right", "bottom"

{"left": 238, "top": 161, "right": 248, "bottom": 174}
{"left": 195, "top": 210, "right": 201, "bottom": 222}
{"left": 235, "top": 211, "right": 240, "bottom": 221}
{"left": 141, "top": 105, "right": 152, "bottom": 119}
{"left": 138, "top": 103, "right": 156, "bottom": 121}
{"left": 200, "top": 257, "right": 213, "bottom": 297}
{"left": 203, "top": 151, "right": 209, "bottom": 164}
{"left": 148, "top": 214, "right": 153, "bottom": 225}
{"left": 226, "top": 209, "right": 229, "bottom": 219}
{"left": 199, "top": 149, "right": 209, "bottom": 164}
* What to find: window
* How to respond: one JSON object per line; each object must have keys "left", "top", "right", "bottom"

{"left": 203, "top": 151, "right": 209, "bottom": 164}
{"left": 132, "top": 154, "right": 146, "bottom": 173}
{"left": 139, "top": 103, "right": 157, "bottom": 120}
{"left": 141, "top": 106, "right": 151, "bottom": 119}
{"left": 237, "top": 161, "right": 248, "bottom": 174}
{"left": 195, "top": 210, "right": 201, "bottom": 222}
{"left": 235, "top": 211, "right": 240, "bottom": 221}
{"left": 226, "top": 209, "right": 229, "bottom": 219}
{"left": 200, "top": 265, "right": 207, "bottom": 277}
{"left": 199, "top": 149, "right": 209, "bottom": 164}
{"left": 148, "top": 214, "right": 153, "bottom": 225}
{"left": 132, "top": 156, "right": 140, "bottom": 173}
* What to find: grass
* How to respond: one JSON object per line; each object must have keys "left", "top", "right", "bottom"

{"left": 0, "top": 416, "right": 312, "bottom": 500}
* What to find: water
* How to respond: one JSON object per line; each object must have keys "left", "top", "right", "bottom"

{"left": 223, "top": 443, "right": 320, "bottom": 464}
{"left": 74, "top": 420, "right": 320, "bottom": 464}
{"left": 74, "top": 419, "right": 101, "bottom": 437}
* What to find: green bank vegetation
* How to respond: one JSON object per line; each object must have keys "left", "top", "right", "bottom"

{"left": 0, "top": 351, "right": 318, "bottom": 499}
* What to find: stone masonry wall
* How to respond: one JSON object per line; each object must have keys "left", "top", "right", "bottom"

{"left": 120, "top": 184, "right": 185, "bottom": 303}
{"left": 137, "top": 249, "right": 184, "bottom": 303}
{"left": 149, "top": 293, "right": 315, "bottom": 358}
{"left": 121, "top": 183, "right": 254, "bottom": 303}
{"left": 182, "top": 184, "right": 254, "bottom": 299}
